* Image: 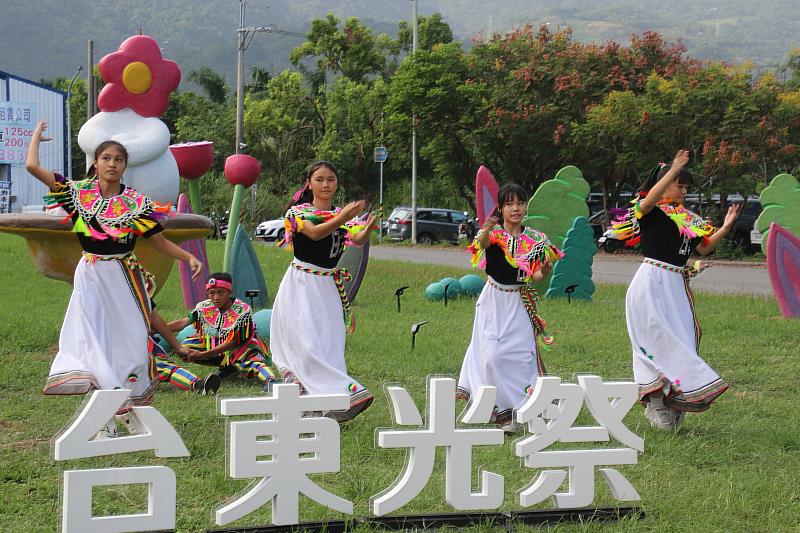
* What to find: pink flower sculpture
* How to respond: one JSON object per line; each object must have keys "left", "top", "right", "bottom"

{"left": 97, "top": 35, "right": 181, "bottom": 118}
{"left": 170, "top": 142, "right": 215, "bottom": 179}
{"left": 224, "top": 154, "right": 261, "bottom": 188}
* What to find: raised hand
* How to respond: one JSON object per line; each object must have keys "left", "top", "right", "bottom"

{"left": 33, "top": 120, "right": 52, "bottom": 142}
{"left": 341, "top": 200, "right": 366, "bottom": 221}
{"left": 672, "top": 149, "right": 689, "bottom": 170}
{"left": 722, "top": 203, "right": 742, "bottom": 229}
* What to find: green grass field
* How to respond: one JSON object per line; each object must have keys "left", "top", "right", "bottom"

{"left": 0, "top": 233, "right": 798, "bottom": 532}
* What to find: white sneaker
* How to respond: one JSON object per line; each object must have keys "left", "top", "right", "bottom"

{"left": 645, "top": 403, "right": 676, "bottom": 430}
{"left": 94, "top": 420, "right": 118, "bottom": 440}
{"left": 501, "top": 422, "right": 524, "bottom": 434}
{"left": 116, "top": 412, "right": 144, "bottom": 435}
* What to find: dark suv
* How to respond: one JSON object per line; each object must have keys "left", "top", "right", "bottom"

{"left": 385, "top": 206, "right": 468, "bottom": 244}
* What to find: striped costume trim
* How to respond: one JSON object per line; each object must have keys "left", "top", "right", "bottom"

{"left": 291, "top": 262, "right": 355, "bottom": 333}
{"left": 639, "top": 373, "right": 729, "bottom": 413}
{"left": 44, "top": 370, "right": 99, "bottom": 395}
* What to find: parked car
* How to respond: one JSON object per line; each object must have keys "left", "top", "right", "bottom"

{"left": 385, "top": 206, "right": 469, "bottom": 244}
{"left": 254, "top": 218, "right": 286, "bottom": 242}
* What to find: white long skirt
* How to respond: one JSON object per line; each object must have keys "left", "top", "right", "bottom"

{"left": 45, "top": 255, "right": 156, "bottom": 407}
{"left": 625, "top": 262, "right": 728, "bottom": 412}
{"left": 270, "top": 260, "right": 372, "bottom": 411}
{"left": 457, "top": 278, "right": 544, "bottom": 424}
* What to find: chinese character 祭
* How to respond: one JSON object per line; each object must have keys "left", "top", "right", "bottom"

{"left": 514, "top": 376, "right": 643, "bottom": 508}
{"left": 612, "top": 151, "right": 740, "bottom": 429}
{"left": 78, "top": 35, "right": 182, "bottom": 204}
{"left": 216, "top": 384, "right": 353, "bottom": 526}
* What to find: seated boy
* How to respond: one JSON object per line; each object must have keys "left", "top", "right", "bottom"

{"left": 168, "top": 273, "right": 279, "bottom": 391}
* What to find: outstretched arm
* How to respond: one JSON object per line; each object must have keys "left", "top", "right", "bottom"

{"left": 149, "top": 233, "right": 203, "bottom": 279}
{"left": 25, "top": 121, "right": 57, "bottom": 188}
{"left": 300, "top": 200, "right": 365, "bottom": 241}
{"left": 696, "top": 204, "right": 742, "bottom": 256}
{"left": 638, "top": 150, "right": 689, "bottom": 216}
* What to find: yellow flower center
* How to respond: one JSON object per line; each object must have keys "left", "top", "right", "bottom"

{"left": 122, "top": 61, "right": 152, "bottom": 95}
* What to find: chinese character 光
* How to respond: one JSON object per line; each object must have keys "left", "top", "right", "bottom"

{"left": 372, "top": 377, "right": 505, "bottom": 515}
{"left": 216, "top": 384, "right": 353, "bottom": 526}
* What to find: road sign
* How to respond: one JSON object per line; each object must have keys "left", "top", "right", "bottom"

{"left": 374, "top": 146, "right": 388, "bottom": 163}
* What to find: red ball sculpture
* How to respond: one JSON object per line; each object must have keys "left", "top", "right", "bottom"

{"left": 224, "top": 154, "right": 261, "bottom": 188}
{"left": 170, "top": 141, "right": 215, "bottom": 180}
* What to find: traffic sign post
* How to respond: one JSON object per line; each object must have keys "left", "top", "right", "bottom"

{"left": 374, "top": 146, "right": 388, "bottom": 244}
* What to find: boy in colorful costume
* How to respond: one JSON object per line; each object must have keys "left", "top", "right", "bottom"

{"left": 168, "top": 273, "right": 278, "bottom": 391}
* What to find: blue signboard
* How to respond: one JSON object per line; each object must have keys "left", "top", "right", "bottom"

{"left": 0, "top": 101, "right": 37, "bottom": 165}
{"left": 374, "top": 146, "right": 388, "bottom": 163}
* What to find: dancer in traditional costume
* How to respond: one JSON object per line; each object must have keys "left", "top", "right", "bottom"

{"left": 149, "top": 312, "right": 221, "bottom": 395}
{"left": 270, "top": 161, "right": 376, "bottom": 421}
{"left": 457, "top": 183, "right": 563, "bottom": 433}
{"left": 612, "top": 150, "right": 741, "bottom": 430}
{"left": 26, "top": 121, "right": 202, "bottom": 423}
{"left": 167, "top": 273, "right": 278, "bottom": 390}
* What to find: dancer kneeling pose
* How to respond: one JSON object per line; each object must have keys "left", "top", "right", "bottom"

{"left": 270, "top": 161, "right": 376, "bottom": 421}
{"left": 613, "top": 150, "right": 740, "bottom": 430}
{"left": 457, "top": 183, "right": 563, "bottom": 433}
{"left": 27, "top": 121, "right": 202, "bottom": 431}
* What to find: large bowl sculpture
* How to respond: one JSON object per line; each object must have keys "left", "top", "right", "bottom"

{"left": 0, "top": 212, "right": 214, "bottom": 294}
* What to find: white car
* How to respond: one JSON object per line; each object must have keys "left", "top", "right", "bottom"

{"left": 254, "top": 218, "right": 286, "bottom": 242}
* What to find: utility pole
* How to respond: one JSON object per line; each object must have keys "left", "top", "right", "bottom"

{"left": 410, "top": 0, "right": 418, "bottom": 244}
{"left": 87, "top": 40, "right": 95, "bottom": 118}
{"left": 66, "top": 66, "right": 84, "bottom": 179}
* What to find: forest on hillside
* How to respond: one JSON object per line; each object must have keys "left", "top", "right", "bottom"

{"left": 3, "top": 0, "right": 799, "bottom": 83}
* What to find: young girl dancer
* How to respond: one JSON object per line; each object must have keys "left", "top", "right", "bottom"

{"left": 26, "top": 120, "right": 201, "bottom": 425}
{"left": 269, "top": 161, "right": 376, "bottom": 421}
{"left": 614, "top": 150, "right": 741, "bottom": 430}
{"left": 457, "top": 183, "right": 563, "bottom": 432}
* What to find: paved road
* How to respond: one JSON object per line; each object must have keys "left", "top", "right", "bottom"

{"left": 370, "top": 245, "right": 772, "bottom": 296}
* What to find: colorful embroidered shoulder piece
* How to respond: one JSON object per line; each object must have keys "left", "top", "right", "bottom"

{"left": 191, "top": 297, "right": 254, "bottom": 350}
{"left": 612, "top": 198, "right": 716, "bottom": 248}
{"left": 44, "top": 177, "right": 172, "bottom": 240}
{"left": 279, "top": 203, "right": 368, "bottom": 248}
{"left": 468, "top": 225, "right": 564, "bottom": 280}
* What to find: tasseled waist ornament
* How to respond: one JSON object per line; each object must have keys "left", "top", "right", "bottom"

{"left": 486, "top": 277, "right": 554, "bottom": 349}
{"left": 643, "top": 257, "right": 710, "bottom": 280}
{"left": 291, "top": 260, "right": 355, "bottom": 333}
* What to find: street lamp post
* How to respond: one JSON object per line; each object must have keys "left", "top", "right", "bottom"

{"left": 410, "top": 0, "right": 418, "bottom": 244}
{"left": 66, "top": 66, "right": 84, "bottom": 179}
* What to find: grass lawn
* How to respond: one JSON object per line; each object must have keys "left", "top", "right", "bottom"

{"left": 0, "top": 233, "right": 798, "bottom": 532}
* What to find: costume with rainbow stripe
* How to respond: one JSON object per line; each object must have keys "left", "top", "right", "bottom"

{"left": 613, "top": 198, "right": 729, "bottom": 412}
{"left": 458, "top": 225, "right": 563, "bottom": 425}
{"left": 43, "top": 175, "right": 169, "bottom": 410}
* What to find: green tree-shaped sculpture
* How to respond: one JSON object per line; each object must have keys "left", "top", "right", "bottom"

{"left": 756, "top": 173, "right": 800, "bottom": 255}
{"left": 546, "top": 216, "right": 596, "bottom": 301}
{"left": 522, "top": 166, "right": 591, "bottom": 291}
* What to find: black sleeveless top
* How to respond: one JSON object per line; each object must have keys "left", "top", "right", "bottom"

{"left": 639, "top": 206, "right": 702, "bottom": 267}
